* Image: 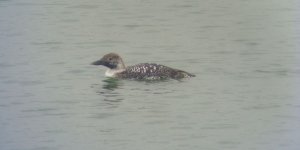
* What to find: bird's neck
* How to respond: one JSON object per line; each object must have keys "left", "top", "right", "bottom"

{"left": 105, "top": 68, "right": 125, "bottom": 77}
{"left": 117, "top": 58, "right": 126, "bottom": 70}
{"left": 105, "top": 58, "right": 126, "bottom": 77}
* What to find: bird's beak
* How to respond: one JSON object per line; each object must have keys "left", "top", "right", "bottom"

{"left": 91, "top": 59, "right": 104, "bottom": 65}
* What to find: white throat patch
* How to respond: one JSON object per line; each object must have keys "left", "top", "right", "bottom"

{"left": 105, "top": 69, "right": 124, "bottom": 77}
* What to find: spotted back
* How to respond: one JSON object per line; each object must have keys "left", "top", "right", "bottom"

{"left": 117, "top": 63, "right": 194, "bottom": 80}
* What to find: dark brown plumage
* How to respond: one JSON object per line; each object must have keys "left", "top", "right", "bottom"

{"left": 92, "top": 53, "right": 195, "bottom": 80}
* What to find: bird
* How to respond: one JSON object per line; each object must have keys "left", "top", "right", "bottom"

{"left": 91, "top": 53, "right": 195, "bottom": 80}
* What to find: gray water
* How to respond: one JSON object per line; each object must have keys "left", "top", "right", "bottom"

{"left": 1, "top": 0, "right": 300, "bottom": 150}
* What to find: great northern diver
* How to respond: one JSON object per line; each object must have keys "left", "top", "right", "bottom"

{"left": 92, "top": 53, "right": 195, "bottom": 80}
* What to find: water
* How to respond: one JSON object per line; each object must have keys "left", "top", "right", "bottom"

{"left": 1, "top": 0, "right": 300, "bottom": 150}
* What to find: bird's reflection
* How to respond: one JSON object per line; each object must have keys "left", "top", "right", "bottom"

{"left": 91, "top": 78, "right": 124, "bottom": 108}
{"left": 102, "top": 78, "right": 120, "bottom": 90}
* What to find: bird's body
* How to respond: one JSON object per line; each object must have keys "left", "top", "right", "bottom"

{"left": 92, "top": 53, "right": 195, "bottom": 80}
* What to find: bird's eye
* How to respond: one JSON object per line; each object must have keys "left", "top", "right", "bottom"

{"left": 108, "top": 57, "right": 112, "bottom": 61}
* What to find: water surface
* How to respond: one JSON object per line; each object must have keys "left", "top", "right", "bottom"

{"left": 0, "top": 0, "right": 300, "bottom": 150}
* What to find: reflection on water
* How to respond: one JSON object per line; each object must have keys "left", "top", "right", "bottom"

{"left": 91, "top": 78, "right": 124, "bottom": 109}
{"left": 102, "top": 78, "right": 121, "bottom": 90}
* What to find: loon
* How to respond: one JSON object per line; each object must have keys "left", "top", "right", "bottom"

{"left": 92, "top": 53, "right": 195, "bottom": 80}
